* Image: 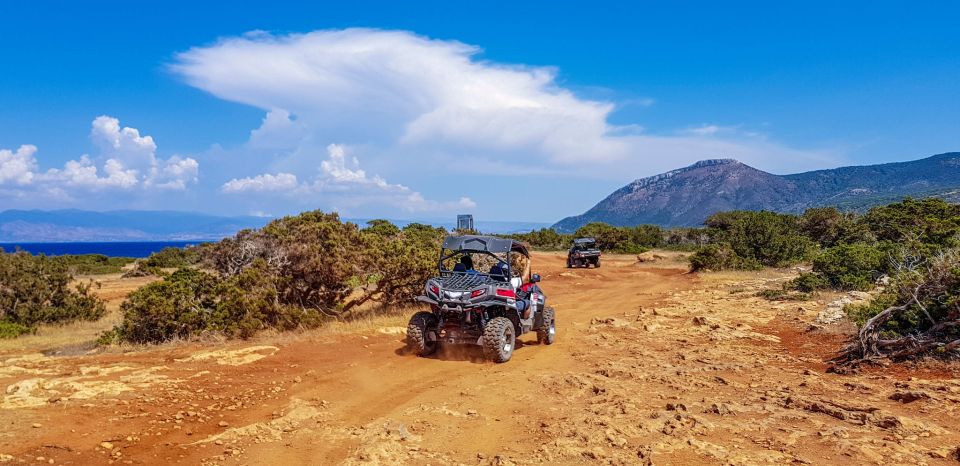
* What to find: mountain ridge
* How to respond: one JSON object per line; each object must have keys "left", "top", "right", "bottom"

{"left": 554, "top": 152, "right": 960, "bottom": 231}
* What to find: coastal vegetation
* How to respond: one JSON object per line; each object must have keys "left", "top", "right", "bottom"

{"left": 0, "top": 251, "right": 106, "bottom": 338}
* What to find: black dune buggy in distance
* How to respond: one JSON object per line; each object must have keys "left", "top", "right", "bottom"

{"left": 407, "top": 235, "right": 555, "bottom": 363}
{"left": 567, "top": 237, "right": 601, "bottom": 268}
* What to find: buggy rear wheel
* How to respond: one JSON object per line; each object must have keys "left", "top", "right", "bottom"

{"left": 407, "top": 311, "right": 439, "bottom": 357}
{"left": 594, "top": 258, "right": 601, "bottom": 268}
{"left": 537, "top": 307, "right": 556, "bottom": 345}
{"left": 481, "top": 317, "right": 515, "bottom": 363}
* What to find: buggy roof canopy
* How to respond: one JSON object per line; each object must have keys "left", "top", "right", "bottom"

{"left": 442, "top": 235, "right": 529, "bottom": 256}
{"left": 574, "top": 237, "right": 596, "bottom": 244}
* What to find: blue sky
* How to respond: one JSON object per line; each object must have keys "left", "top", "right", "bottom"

{"left": 0, "top": 1, "right": 958, "bottom": 222}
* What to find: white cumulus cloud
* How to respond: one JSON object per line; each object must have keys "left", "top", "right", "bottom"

{"left": 0, "top": 145, "right": 39, "bottom": 185}
{"left": 1, "top": 116, "right": 201, "bottom": 209}
{"left": 222, "top": 143, "right": 474, "bottom": 213}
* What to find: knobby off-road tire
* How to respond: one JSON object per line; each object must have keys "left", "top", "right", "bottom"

{"left": 407, "top": 311, "right": 439, "bottom": 357}
{"left": 482, "top": 317, "right": 516, "bottom": 363}
{"left": 594, "top": 258, "right": 601, "bottom": 268}
{"left": 537, "top": 307, "right": 556, "bottom": 345}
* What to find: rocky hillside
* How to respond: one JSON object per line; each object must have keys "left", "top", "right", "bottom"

{"left": 554, "top": 152, "right": 960, "bottom": 230}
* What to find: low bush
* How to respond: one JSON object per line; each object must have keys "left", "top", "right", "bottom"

{"left": 107, "top": 263, "right": 318, "bottom": 344}
{"left": 0, "top": 321, "right": 32, "bottom": 339}
{"left": 55, "top": 254, "right": 136, "bottom": 275}
{"left": 839, "top": 247, "right": 960, "bottom": 362}
{"left": 0, "top": 251, "right": 106, "bottom": 333}
{"left": 757, "top": 289, "right": 812, "bottom": 301}
{"left": 689, "top": 243, "right": 755, "bottom": 271}
{"left": 144, "top": 246, "right": 201, "bottom": 268}
{"left": 690, "top": 211, "right": 814, "bottom": 271}
{"left": 573, "top": 222, "right": 663, "bottom": 253}
{"left": 106, "top": 213, "right": 447, "bottom": 344}
{"left": 861, "top": 198, "right": 960, "bottom": 249}
{"left": 799, "top": 207, "right": 872, "bottom": 248}
{"left": 787, "top": 272, "right": 830, "bottom": 292}
{"left": 811, "top": 243, "right": 889, "bottom": 291}
{"left": 502, "top": 228, "right": 571, "bottom": 251}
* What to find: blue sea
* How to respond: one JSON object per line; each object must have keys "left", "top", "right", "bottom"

{"left": 0, "top": 241, "right": 206, "bottom": 258}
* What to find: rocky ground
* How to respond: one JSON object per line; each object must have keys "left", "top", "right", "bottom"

{"left": 1, "top": 252, "right": 958, "bottom": 465}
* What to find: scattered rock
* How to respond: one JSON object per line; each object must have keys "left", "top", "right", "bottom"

{"left": 636, "top": 252, "right": 665, "bottom": 263}
{"left": 890, "top": 391, "right": 931, "bottom": 403}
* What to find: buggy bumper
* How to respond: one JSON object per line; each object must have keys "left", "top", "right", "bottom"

{"left": 415, "top": 295, "right": 518, "bottom": 313}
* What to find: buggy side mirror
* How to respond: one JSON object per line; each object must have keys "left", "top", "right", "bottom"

{"left": 531, "top": 273, "right": 541, "bottom": 283}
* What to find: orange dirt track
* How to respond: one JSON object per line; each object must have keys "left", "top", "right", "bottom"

{"left": 2, "top": 252, "right": 959, "bottom": 465}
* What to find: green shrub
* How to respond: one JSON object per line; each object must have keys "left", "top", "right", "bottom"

{"left": 845, "top": 248, "right": 960, "bottom": 339}
{"left": 502, "top": 228, "right": 571, "bottom": 251}
{"left": 108, "top": 212, "right": 447, "bottom": 344}
{"left": 788, "top": 272, "right": 830, "bottom": 292}
{"left": 799, "top": 207, "right": 872, "bottom": 247}
{"left": 572, "top": 223, "right": 663, "bottom": 253}
{"left": 144, "top": 246, "right": 201, "bottom": 268}
{"left": 0, "top": 252, "right": 106, "bottom": 330}
{"left": 757, "top": 289, "right": 811, "bottom": 301}
{"left": 55, "top": 254, "right": 136, "bottom": 275}
{"left": 0, "top": 321, "right": 32, "bottom": 339}
{"left": 693, "top": 211, "right": 814, "bottom": 270}
{"left": 861, "top": 198, "right": 960, "bottom": 249}
{"left": 812, "top": 243, "right": 888, "bottom": 291}
{"left": 689, "top": 243, "right": 756, "bottom": 271}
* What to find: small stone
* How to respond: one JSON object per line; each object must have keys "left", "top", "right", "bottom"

{"left": 466, "top": 409, "right": 478, "bottom": 416}
{"left": 100, "top": 442, "right": 114, "bottom": 450}
{"left": 218, "top": 421, "right": 229, "bottom": 427}
{"left": 31, "top": 423, "right": 42, "bottom": 428}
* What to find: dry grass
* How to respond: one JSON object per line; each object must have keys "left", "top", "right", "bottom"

{"left": 0, "top": 274, "right": 157, "bottom": 355}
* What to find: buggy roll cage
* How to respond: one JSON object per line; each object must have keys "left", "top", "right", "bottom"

{"left": 437, "top": 235, "right": 530, "bottom": 279}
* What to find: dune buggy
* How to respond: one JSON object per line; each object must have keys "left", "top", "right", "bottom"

{"left": 567, "top": 237, "right": 601, "bottom": 268}
{"left": 407, "top": 235, "right": 555, "bottom": 363}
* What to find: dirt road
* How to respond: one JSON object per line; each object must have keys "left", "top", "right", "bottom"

{"left": 2, "top": 252, "right": 959, "bottom": 465}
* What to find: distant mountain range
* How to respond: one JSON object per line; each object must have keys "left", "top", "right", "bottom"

{"left": 0, "top": 210, "right": 271, "bottom": 242}
{"left": 554, "top": 152, "right": 960, "bottom": 231}
{"left": 0, "top": 210, "right": 552, "bottom": 242}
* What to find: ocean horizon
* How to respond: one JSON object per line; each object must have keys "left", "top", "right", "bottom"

{"left": 0, "top": 241, "right": 206, "bottom": 258}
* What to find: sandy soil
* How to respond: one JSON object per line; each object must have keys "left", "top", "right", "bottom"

{"left": 1, "top": 252, "right": 959, "bottom": 465}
